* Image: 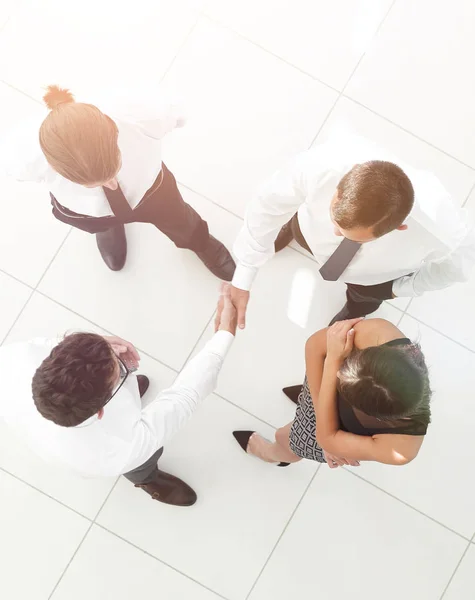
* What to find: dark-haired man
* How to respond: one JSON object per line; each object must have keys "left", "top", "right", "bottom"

{"left": 228, "top": 140, "right": 475, "bottom": 327}
{"left": 0, "top": 288, "right": 237, "bottom": 507}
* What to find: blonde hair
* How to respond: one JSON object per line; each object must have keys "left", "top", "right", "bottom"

{"left": 39, "top": 85, "right": 120, "bottom": 185}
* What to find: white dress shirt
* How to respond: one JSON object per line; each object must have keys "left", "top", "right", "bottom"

{"left": 0, "top": 331, "right": 233, "bottom": 477}
{"left": 1, "top": 91, "right": 184, "bottom": 217}
{"left": 233, "top": 139, "right": 475, "bottom": 297}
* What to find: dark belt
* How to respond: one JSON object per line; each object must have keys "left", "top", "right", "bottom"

{"left": 290, "top": 213, "right": 313, "bottom": 254}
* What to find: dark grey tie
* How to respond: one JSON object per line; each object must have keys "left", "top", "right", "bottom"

{"left": 319, "top": 238, "right": 362, "bottom": 281}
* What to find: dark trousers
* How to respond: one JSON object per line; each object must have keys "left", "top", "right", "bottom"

{"left": 123, "top": 447, "right": 164, "bottom": 485}
{"left": 51, "top": 164, "right": 210, "bottom": 252}
{"left": 290, "top": 214, "right": 395, "bottom": 323}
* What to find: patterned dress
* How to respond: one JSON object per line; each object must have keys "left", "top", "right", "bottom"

{"left": 289, "top": 376, "right": 326, "bottom": 462}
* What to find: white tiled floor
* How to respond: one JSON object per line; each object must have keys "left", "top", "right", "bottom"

{"left": 0, "top": 1, "right": 474, "bottom": 599}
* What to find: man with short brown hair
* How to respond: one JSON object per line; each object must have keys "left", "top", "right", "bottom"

{"left": 0, "top": 287, "right": 237, "bottom": 507}
{"left": 228, "top": 140, "right": 475, "bottom": 326}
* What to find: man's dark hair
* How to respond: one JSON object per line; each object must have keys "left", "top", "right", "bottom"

{"left": 334, "top": 161, "right": 414, "bottom": 237}
{"left": 32, "top": 332, "right": 117, "bottom": 427}
{"left": 338, "top": 343, "right": 431, "bottom": 429}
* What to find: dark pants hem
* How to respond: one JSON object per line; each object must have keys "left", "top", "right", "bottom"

{"left": 123, "top": 447, "right": 164, "bottom": 485}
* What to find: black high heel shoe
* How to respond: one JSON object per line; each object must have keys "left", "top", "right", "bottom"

{"left": 232, "top": 431, "right": 290, "bottom": 467}
{"left": 282, "top": 385, "right": 302, "bottom": 405}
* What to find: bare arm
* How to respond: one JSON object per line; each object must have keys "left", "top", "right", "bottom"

{"left": 307, "top": 319, "right": 423, "bottom": 465}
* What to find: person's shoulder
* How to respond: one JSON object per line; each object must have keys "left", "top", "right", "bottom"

{"left": 353, "top": 318, "right": 405, "bottom": 349}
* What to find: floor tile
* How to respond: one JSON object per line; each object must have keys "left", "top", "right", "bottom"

{"left": 97, "top": 394, "right": 316, "bottom": 600}
{"left": 193, "top": 248, "right": 347, "bottom": 427}
{"left": 0, "top": 176, "right": 70, "bottom": 286}
{"left": 0, "top": 0, "right": 200, "bottom": 100}
{"left": 0, "top": 85, "right": 70, "bottom": 286}
{"left": 0, "top": 292, "right": 176, "bottom": 517}
{"left": 0, "top": 271, "right": 31, "bottom": 341}
{"left": 38, "top": 188, "right": 241, "bottom": 370}
{"left": 161, "top": 17, "right": 337, "bottom": 217}
{"left": 0, "top": 469, "right": 89, "bottom": 600}
{"left": 249, "top": 468, "right": 466, "bottom": 600}
{"left": 205, "top": 0, "right": 393, "bottom": 90}
{"left": 345, "top": 0, "right": 475, "bottom": 166}
{"left": 315, "top": 96, "right": 475, "bottom": 207}
{"left": 51, "top": 525, "right": 221, "bottom": 600}
{"left": 444, "top": 544, "right": 475, "bottom": 600}
{"left": 355, "top": 315, "right": 475, "bottom": 538}
{"left": 369, "top": 301, "right": 404, "bottom": 325}
{"left": 406, "top": 186, "right": 475, "bottom": 351}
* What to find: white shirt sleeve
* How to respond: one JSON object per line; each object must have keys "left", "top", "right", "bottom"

{"left": 109, "top": 89, "right": 186, "bottom": 141}
{"left": 393, "top": 220, "right": 475, "bottom": 297}
{"left": 0, "top": 120, "right": 50, "bottom": 183}
{"left": 129, "top": 330, "right": 234, "bottom": 466}
{"left": 232, "top": 151, "right": 311, "bottom": 291}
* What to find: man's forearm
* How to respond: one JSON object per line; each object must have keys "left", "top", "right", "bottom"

{"left": 140, "top": 331, "right": 234, "bottom": 445}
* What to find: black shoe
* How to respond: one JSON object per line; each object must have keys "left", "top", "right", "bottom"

{"left": 96, "top": 225, "right": 127, "bottom": 271}
{"left": 274, "top": 220, "right": 294, "bottom": 252}
{"left": 196, "top": 236, "right": 236, "bottom": 281}
{"left": 282, "top": 385, "right": 302, "bottom": 405}
{"left": 232, "top": 431, "right": 290, "bottom": 467}
{"left": 135, "top": 468, "right": 197, "bottom": 507}
{"left": 137, "top": 375, "right": 150, "bottom": 398}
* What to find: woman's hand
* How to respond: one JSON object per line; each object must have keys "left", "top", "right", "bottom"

{"left": 323, "top": 450, "right": 360, "bottom": 469}
{"left": 326, "top": 318, "right": 363, "bottom": 364}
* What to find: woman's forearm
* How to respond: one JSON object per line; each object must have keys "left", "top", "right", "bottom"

{"left": 315, "top": 358, "right": 341, "bottom": 445}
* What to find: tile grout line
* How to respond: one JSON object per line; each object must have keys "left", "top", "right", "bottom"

{"left": 201, "top": 13, "right": 340, "bottom": 94}
{"left": 341, "top": 95, "right": 475, "bottom": 173}
{"left": 244, "top": 465, "right": 321, "bottom": 599}
{"left": 0, "top": 78, "right": 44, "bottom": 106}
{"left": 439, "top": 536, "right": 473, "bottom": 600}
{"left": 347, "top": 469, "right": 472, "bottom": 543}
{"left": 34, "top": 227, "right": 73, "bottom": 291}
{"left": 159, "top": 12, "right": 201, "bottom": 85}
{"left": 32, "top": 289, "right": 181, "bottom": 375}
{"left": 47, "top": 522, "right": 95, "bottom": 600}
{"left": 94, "top": 523, "right": 229, "bottom": 600}
{"left": 0, "top": 288, "right": 35, "bottom": 346}
{"left": 462, "top": 180, "right": 475, "bottom": 206}
{"left": 200, "top": 3, "right": 475, "bottom": 173}
{"left": 47, "top": 476, "right": 121, "bottom": 599}
{"left": 178, "top": 305, "right": 218, "bottom": 372}
{"left": 401, "top": 312, "right": 475, "bottom": 355}
{"left": 1, "top": 6, "right": 472, "bottom": 597}
{"left": 0, "top": 466, "right": 94, "bottom": 522}
{"left": 213, "top": 391, "right": 278, "bottom": 430}
{"left": 179, "top": 181, "right": 244, "bottom": 222}
{"left": 307, "top": 0, "right": 398, "bottom": 150}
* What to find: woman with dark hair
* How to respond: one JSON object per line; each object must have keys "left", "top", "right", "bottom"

{"left": 233, "top": 318, "right": 432, "bottom": 468}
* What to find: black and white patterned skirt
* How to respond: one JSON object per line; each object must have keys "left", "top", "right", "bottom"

{"left": 289, "top": 377, "right": 327, "bottom": 463}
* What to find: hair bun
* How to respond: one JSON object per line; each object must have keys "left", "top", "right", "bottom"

{"left": 43, "top": 85, "right": 75, "bottom": 110}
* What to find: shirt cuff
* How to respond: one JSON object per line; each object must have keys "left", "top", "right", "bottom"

{"left": 232, "top": 264, "right": 258, "bottom": 291}
{"left": 392, "top": 275, "right": 419, "bottom": 298}
{"left": 205, "top": 330, "right": 235, "bottom": 358}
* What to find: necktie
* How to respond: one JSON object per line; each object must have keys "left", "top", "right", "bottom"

{"left": 319, "top": 238, "right": 362, "bottom": 281}
{"left": 102, "top": 183, "right": 134, "bottom": 221}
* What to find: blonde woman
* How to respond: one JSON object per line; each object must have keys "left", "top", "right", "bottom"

{"left": 12, "top": 85, "right": 235, "bottom": 277}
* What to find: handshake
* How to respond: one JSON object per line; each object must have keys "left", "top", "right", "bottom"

{"left": 214, "top": 283, "right": 242, "bottom": 336}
